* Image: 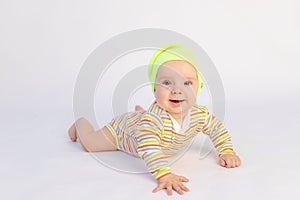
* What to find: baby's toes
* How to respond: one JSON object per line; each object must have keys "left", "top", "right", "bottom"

{"left": 135, "top": 105, "right": 144, "bottom": 111}
{"left": 68, "top": 123, "right": 77, "bottom": 142}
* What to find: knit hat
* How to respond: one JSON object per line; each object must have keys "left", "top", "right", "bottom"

{"left": 149, "top": 44, "right": 203, "bottom": 96}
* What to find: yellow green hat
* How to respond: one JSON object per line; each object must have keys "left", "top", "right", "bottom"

{"left": 149, "top": 44, "right": 204, "bottom": 96}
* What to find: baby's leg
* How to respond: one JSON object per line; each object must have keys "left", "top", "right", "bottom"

{"left": 68, "top": 118, "right": 117, "bottom": 152}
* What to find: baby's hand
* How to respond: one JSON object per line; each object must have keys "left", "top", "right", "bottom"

{"left": 219, "top": 154, "right": 241, "bottom": 168}
{"left": 152, "top": 173, "right": 190, "bottom": 196}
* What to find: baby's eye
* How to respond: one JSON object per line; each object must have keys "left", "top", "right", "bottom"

{"left": 184, "top": 81, "right": 193, "bottom": 86}
{"left": 162, "top": 80, "right": 172, "bottom": 86}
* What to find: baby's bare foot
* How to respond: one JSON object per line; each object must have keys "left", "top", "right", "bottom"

{"left": 68, "top": 123, "right": 77, "bottom": 142}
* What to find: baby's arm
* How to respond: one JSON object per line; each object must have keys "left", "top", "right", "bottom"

{"left": 137, "top": 134, "right": 190, "bottom": 195}
{"left": 135, "top": 113, "right": 190, "bottom": 195}
{"left": 201, "top": 108, "right": 241, "bottom": 168}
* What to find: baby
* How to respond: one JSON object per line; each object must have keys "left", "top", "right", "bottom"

{"left": 68, "top": 45, "right": 241, "bottom": 196}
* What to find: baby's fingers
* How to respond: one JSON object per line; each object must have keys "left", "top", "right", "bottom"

{"left": 220, "top": 155, "right": 241, "bottom": 168}
{"left": 173, "top": 185, "right": 184, "bottom": 195}
{"left": 179, "top": 176, "right": 189, "bottom": 182}
{"left": 236, "top": 156, "right": 241, "bottom": 167}
{"left": 225, "top": 158, "right": 233, "bottom": 168}
{"left": 219, "top": 157, "right": 226, "bottom": 167}
{"left": 227, "top": 157, "right": 241, "bottom": 168}
{"left": 173, "top": 183, "right": 190, "bottom": 195}
{"left": 152, "top": 183, "right": 165, "bottom": 193}
{"left": 231, "top": 157, "right": 241, "bottom": 167}
{"left": 179, "top": 183, "right": 190, "bottom": 192}
{"left": 167, "top": 184, "right": 173, "bottom": 196}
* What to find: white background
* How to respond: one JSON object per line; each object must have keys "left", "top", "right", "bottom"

{"left": 1, "top": 0, "right": 300, "bottom": 200}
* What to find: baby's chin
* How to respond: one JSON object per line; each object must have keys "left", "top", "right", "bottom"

{"left": 165, "top": 107, "right": 190, "bottom": 116}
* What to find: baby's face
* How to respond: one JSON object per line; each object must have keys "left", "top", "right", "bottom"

{"left": 154, "top": 60, "right": 199, "bottom": 118}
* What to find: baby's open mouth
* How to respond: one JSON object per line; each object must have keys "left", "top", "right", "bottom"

{"left": 169, "top": 99, "right": 185, "bottom": 103}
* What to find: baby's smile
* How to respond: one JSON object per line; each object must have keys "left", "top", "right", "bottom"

{"left": 169, "top": 99, "right": 185, "bottom": 103}
{"left": 169, "top": 99, "right": 185, "bottom": 107}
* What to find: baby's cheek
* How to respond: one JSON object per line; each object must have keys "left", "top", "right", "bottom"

{"left": 185, "top": 88, "right": 197, "bottom": 99}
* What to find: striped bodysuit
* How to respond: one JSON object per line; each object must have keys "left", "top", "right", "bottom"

{"left": 106, "top": 101, "right": 235, "bottom": 180}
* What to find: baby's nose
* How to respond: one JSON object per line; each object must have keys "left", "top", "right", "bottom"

{"left": 171, "top": 86, "right": 183, "bottom": 94}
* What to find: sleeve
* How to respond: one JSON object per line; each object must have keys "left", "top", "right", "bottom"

{"left": 201, "top": 107, "right": 236, "bottom": 155}
{"left": 135, "top": 112, "right": 171, "bottom": 180}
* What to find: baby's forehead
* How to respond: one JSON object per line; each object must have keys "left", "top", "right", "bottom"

{"left": 157, "top": 60, "right": 197, "bottom": 79}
